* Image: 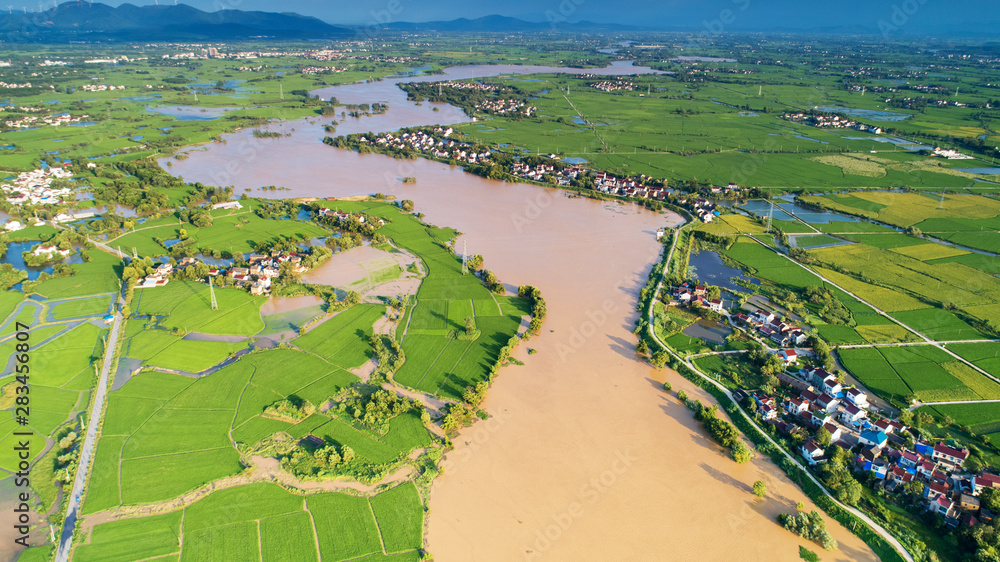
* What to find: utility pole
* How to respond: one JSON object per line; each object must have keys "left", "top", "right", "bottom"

{"left": 209, "top": 277, "right": 218, "bottom": 310}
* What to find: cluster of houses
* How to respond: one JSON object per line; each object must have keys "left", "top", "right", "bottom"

{"left": 364, "top": 128, "right": 492, "bottom": 166}
{"left": 80, "top": 84, "right": 125, "bottom": 92}
{"left": 669, "top": 281, "right": 724, "bottom": 313}
{"left": 4, "top": 112, "right": 91, "bottom": 129}
{"left": 677, "top": 196, "right": 720, "bottom": 223}
{"left": 757, "top": 362, "right": 996, "bottom": 528}
{"left": 931, "top": 147, "right": 974, "bottom": 160}
{"left": 588, "top": 79, "right": 635, "bottom": 92}
{"left": 591, "top": 171, "right": 670, "bottom": 200}
{"left": 316, "top": 207, "right": 386, "bottom": 229}
{"left": 135, "top": 251, "right": 310, "bottom": 296}
{"left": 0, "top": 105, "right": 44, "bottom": 113}
{"left": 229, "top": 252, "right": 309, "bottom": 296}
{"left": 731, "top": 308, "right": 810, "bottom": 350}
{"left": 427, "top": 81, "right": 505, "bottom": 93}
{"left": 473, "top": 98, "right": 535, "bottom": 116}
{"left": 2, "top": 167, "right": 73, "bottom": 206}
{"left": 301, "top": 66, "right": 345, "bottom": 75}
{"left": 0, "top": 81, "right": 33, "bottom": 88}
{"left": 782, "top": 112, "right": 883, "bottom": 135}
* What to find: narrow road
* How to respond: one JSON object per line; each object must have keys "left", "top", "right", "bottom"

{"left": 838, "top": 339, "right": 1000, "bottom": 349}
{"left": 687, "top": 349, "right": 748, "bottom": 360}
{"left": 54, "top": 294, "right": 125, "bottom": 562}
{"left": 647, "top": 234, "right": 914, "bottom": 562}
{"left": 909, "top": 398, "right": 1000, "bottom": 412}
{"left": 746, "top": 235, "right": 1000, "bottom": 387}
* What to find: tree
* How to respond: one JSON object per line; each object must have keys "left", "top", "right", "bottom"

{"left": 400, "top": 199, "right": 415, "bottom": 212}
{"left": 677, "top": 390, "right": 688, "bottom": 402}
{"left": 340, "top": 446, "right": 356, "bottom": 463}
{"left": 753, "top": 480, "right": 767, "bottom": 498}
{"left": 835, "top": 478, "right": 863, "bottom": 506}
{"left": 636, "top": 340, "right": 649, "bottom": 355}
{"left": 980, "top": 488, "right": 1000, "bottom": 513}
{"left": 663, "top": 381, "right": 672, "bottom": 392}
{"left": 815, "top": 427, "right": 832, "bottom": 447}
{"left": 650, "top": 351, "right": 670, "bottom": 368}
{"left": 732, "top": 441, "right": 754, "bottom": 464}
{"left": 468, "top": 254, "right": 484, "bottom": 270}
{"left": 464, "top": 316, "right": 476, "bottom": 336}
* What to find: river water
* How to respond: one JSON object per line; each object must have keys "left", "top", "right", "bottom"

{"left": 162, "top": 63, "right": 876, "bottom": 562}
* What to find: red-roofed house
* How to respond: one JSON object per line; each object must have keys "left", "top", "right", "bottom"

{"left": 802, "top": 441, "right": 825, "bottom": 466}
{"left": 973, "top": 473, "right": 1000, "bottom": 495}
{"left": 933, "top": 443, "right": 970, "bottom": 468}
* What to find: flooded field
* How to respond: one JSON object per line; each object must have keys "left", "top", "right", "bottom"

{"left": 162, "top": 63, "right": 878, "bottom": 561}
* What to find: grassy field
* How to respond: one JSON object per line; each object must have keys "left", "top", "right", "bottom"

{"left": 838, "top": 345, "right": 1000, "bottom": 407}
{"left": 327, "top": 201, "right": 526, "bottom": 400}
{"left": 32, "top": 250, "right": 123, "bottom": 299}
{"left": 75, "top": 482, "right": 424, "bottom": 560}
{"left": 124, "top": 328, "right": 249, "bottom": 373}
{"left": 132, "top": 280, "right": 265, "bottom": 336}
{"left": 294, "top": 304, "right": 386, "bottom": 370}
{"left": 47, "top": 295, "right": 113, "bottom": 320}
{"left": 111, "top": 209, "right": 329, "bottom": 257}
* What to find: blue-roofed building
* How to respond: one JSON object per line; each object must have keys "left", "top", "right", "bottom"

{"left": 860, "top": 430, "right": 888, "bottom": 449}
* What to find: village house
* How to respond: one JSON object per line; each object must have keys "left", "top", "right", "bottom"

{"left": 801, "top": 440, "right": 825, "bottom": 466}
{"left": 932, "top": 443, "right": 969, "bottom": 469}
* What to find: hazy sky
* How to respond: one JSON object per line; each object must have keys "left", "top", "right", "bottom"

{"left": 7, "top": 0, "right": 996, "bottom": 33}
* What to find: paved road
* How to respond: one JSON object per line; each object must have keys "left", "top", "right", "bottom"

{"left": 54, "top": 294, "right": 124, "bottom": 562}
{"left": 839, "top": 339, "right": 1000, "bottom": 349}
{"left": 746, "top": 235, "right": 1000, "bottom": 387}
{"left": 909, "top": 398, "right": 1000, "bottom": 412}
{"left": 649, "top": 231, "right": 914, "bottom": 562}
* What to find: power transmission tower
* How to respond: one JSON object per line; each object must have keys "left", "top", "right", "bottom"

{"left": 766, "top": 200, "right": 774, "bottom": 233}
{"left": 461, "top": 239, "right": 468, "bottom": 275}
{"left": 209, "top": 277, "right": 219, "bottom": 310}
{"left": 279, "top": 84, "right": 283, "bottom": 101}
{"left": 132, "top": 247, "right": 138, "bottom": 260}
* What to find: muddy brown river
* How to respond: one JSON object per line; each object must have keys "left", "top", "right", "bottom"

{"left": 158, "top": 63, "right": 878, "bottom": 562}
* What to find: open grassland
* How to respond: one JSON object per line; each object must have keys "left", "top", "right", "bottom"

{"left": 808, "top": 241, "right": 1000, "bottom": 333}
{"left": 47, "top": 295, "right": 112, "bottom": 320}
{"left": 85, "top": 346, "right": 361, "bottom": 512}
{"left": 294, "top": 304, "right": 386, "bottom": 370}
{"left": 451, "top": 72, "right": 994, "bottom": 189}
{"left": 801, "top": 192, "right": 1000, "bottom": 253}
{"left": 32, "top": 250, "right": 123, "bottom": 299}
{"left": 329, "top": 201, "right": 526, "bottom": 400}
{"left": 925, "top": 402, "right": 1000, "bottom": 438}
{"left": 111, "top": 209, "right": 328, "bottom": 257}
{"left": 75, "top": 482, "right": 424, "bottom": 561}
{"left": 125, "top": 328, "right": 248, "bottom": 373}
{"left": 0, "top": 320, "right": 103, "bottom": 471}
{"left": 946, "top": 343, "right": 1000, "bottom": 379}
{"left": 132, "top": 280, "right": 265, "bottom": 335}
{"left": 838, "top": 345, "right": 1000, "bottom": 407}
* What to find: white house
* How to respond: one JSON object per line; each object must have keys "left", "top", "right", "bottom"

{"left": 845, "top": 387, "right": 868, "bottom": 409}
{"left": 840, "top": 402, "right": 866, "bottom": 426}
{"left": 777, "top": 349, "right": 798, "bottom": 364}
{"left": 801, "top": 441, "right": 825, "bottom": 466}
{"left": 821, "top": 376, "right": 843, "bottom": 396}
{"left": 212, "top": 201, "right": 243, "bottom": 210}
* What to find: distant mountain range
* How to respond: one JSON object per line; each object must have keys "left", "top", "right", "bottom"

{"left": 0, "top": 1, "right": 354, "bottom": 42}
{"left": 0, "top": 3, "right": 645, "bottom": 42}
